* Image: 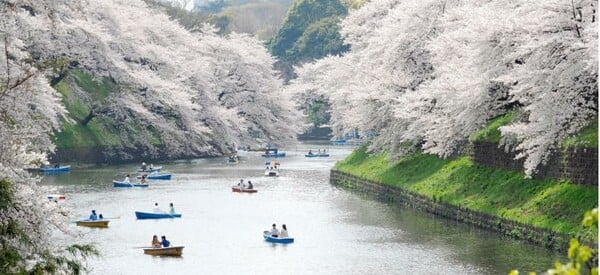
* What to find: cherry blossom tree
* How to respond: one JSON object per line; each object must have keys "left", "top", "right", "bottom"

{"left": 289, "top": 0, "right": 597, "bottom": 175}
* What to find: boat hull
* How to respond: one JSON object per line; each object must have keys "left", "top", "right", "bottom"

{"left": 263, "top": 231, "right": 294, "bottom": 243}
{"left": 232, "top": 186, "right": 257, "bottom": 193}
{"left": 137, "top": 173, "right": 172, "bottom": 180}
{"left": 137, "top": 166, "right": 162, "bottom": 173}
{"left": 40, "top": 165, "right": 71, "bottom": 172}
{"left": 143, "top": 246, "right": 184, "bottom": 256}
{"left": 305, "top": 154, "right": 330, "bottom": 158}
{"left": 76, "top": 220, "right": 109, "bottom": 228}
{"left": 135, "top": 211, "right": 182, "bottom": 219}
{"left": 261, "top": 153, "right": 286, "bottom": 158}
{"left": 113, "top": 181, "right": 149, "bottom": 188}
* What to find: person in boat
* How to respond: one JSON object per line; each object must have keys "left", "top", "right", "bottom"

{"left": 161, "top": 236, "right": 170, "bottom": 248}
{"left": 140, "top": 174, "right": 147, "bottom": 184}
{"left": 280, "top": 224, "right": 288, "bottom": 238}
{"left": 141, "top": 162, "right": 147, "bottom": 171}
{"left": 152, "top": 235, "right": 161, "bottom": 248}
{"left": 270, "top": 224, "right": 279, "bottom": 238}
{"left": 98, "top": 214, "right": 104, "bottom": 219}
{"left": 54, "top": 162, "right": 60, "bottom": 168}
{"left": 124, "top": 174, "right": 130, "bottom": 183}
{"left": 153, "top": 202, "right": 162, "bottom": 213}
{"left": 238, "top": 179, "right": 244, "bottom": 187}
{"left": 247, "top": 181, "right": 253, "bottom": 189}
{"left": 308, "top": 149, "right": 313, "bottom": 155}
{"left": 149, "top": 163, "right": 154, "bottom": 170}
{"left": 169, "top": 203, "right": 175, "bottom": 214}
{"left": 89, "top": 210, "right": 98, "bottom": 221}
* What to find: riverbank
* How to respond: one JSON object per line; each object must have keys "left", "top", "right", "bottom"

{"left": 332, "top": 147, "right": 598, "bottom": 250}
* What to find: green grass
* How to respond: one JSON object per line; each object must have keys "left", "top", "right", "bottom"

{"left": 563, "top": 117, "right": 598, "bottom": 149}
{"left": 53, "top": 70, "right": 123, "bottom": 148}
{"left": 335, "top": 147, "right": 598, "bottom": 239}
{"left": 470, "top": 111, "right": 517, "bottom": 142}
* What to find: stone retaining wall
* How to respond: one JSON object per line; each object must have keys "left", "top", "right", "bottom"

{"left": 330, "top": 170, "right": 573, "bottom": 251}
{"left": 471, "top": 141, "right": 598, "bottom": 186}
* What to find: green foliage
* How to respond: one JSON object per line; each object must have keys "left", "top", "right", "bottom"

{"left": 287, "top": 16, "right": 349, "bottom": 62}
{"left": 563, "top": 117, "right": 598, "bottom": 149}
{"left": 269, "top": 0, "right": 347, "bottom": 62}
{"left": 335, "top": 147, "right": 598, "bottom": 238}
{"left": 510, "top": 208, "right": 598, "bottom": 275}
{"left": 470, "top": 111, "right": 517, "bottom": 142}
{"left": 306, "top": 101, "right": 331, "bottom": 127}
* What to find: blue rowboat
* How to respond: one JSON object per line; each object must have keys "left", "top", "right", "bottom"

{"left": 261, "top": 152, "right": 286, "bottom": 157}
{"left": 305, "top": 153, "right": 330, "bottom": 158}
{"left": 137, "top": 166, "right": 162, "bottom": 172}
{"left": 263, "top": 231, "right": 294, "bottom": 244}
{"left": 137, "top": 173, "right": 172, "bottom": 180}
{"left": 135, "top": 211, "right": 182, "bottom": 219}
{"left": 40, "top": 165, "right": 71, "bottom": 172}
{"left": 113, "top": 181, "right": 149, "bottom": 188}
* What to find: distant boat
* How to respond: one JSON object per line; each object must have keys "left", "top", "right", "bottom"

{"left": 47, "top": 194, "right": 66, "bottom": 201}
{"left": 112, "top": 181, "right": 149, "bottom": 188}
{"left": 227, "top": 156, "right": 239, "bottom": 164}
{"left": 305, "top": 152, "right": 330, "bottom": 158}
{"left": 135, "top": 211, "right": 182, "bottom": 219}
{"left": 263, "top": 231, "right": 294, "bottom": 244}
{"left": 143, "top": 246, "right": 184, "bottom": 256}
{"left": 264, "top": 170, "right": 279, "bottom": 177}
{"left": 76, "top": 220, "right": 109, "bottom": 228}
{"left": 232, "top": 186, "right": 257, "bottom": 193}
{"left": 330, "top": 138, "right": 346, "bottom": 145}
{"left": 40, "top": 165, "right": 71, "bottom": 172}
{"left": 137, "top": 166, "right": 162, "bottom": 172}
{"left": 136, "top": 173, "right": 172, "bottom": 180}
{"left": 261, "top": 147, "right": 286, "bottom": 158}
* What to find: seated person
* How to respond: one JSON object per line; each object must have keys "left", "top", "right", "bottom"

{"left": 153, "top": 203, "right": 161, "bottom": 213}
{"left": 89, "top": 210, "right": 98, "bottom": 221}
{"left": 169, "top": 203, "right": 176, "bottom": 214}
{"left": 280, "top": 224, "right": 289, "bottom": 238}
{"left": 124, "top": 174, "right": 130, "bottom": 183}
{"left": 161, "top": 236, "right": 170, "bottom": 248}
{"left": 270, "top": 224, "right": 279, "bottom": 238}
{"left": 151, "top": 235, "right": 161, "bottom": 248}
{"left": 247, "top": 181, "right": 253, "bottom": 189}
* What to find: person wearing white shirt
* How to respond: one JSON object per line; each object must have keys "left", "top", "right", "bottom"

{"left": 153, "top": 202, "right": 162, "bottom": 213}
{"left": 124, "top": 174, "right": 130, "bottom": 183}
{"left": 279, "top": 224, "right": 289, "bottom": 238}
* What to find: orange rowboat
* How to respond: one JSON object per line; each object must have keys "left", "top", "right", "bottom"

{"left": 232, "top": 186, "right": 257, "bottom": 193}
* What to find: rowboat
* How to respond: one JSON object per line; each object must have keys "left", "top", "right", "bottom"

{"left": 112, "top": 181, "right": 149, "bottom": 188}
{"left": 136, "top": 173, "right": 172, "bottom": 180}
{"left": 143, "top": 246, "right": 184, "bottom": 256}
{"left": 135, "top": 211, "right": 182, "bottom": 219}
{"left": 305, "top": 153, "right": 330, "bottom": 158}
{"left": 261, "top": 147, "right": 286, "bottom": 158}
{"left": 40, "top": 165, "right": 71, "bottom": 172}
{"left": 76, "top": 220, "right": 109, "bottom": 228}
{"left": 265, "top": 170, "right": 279, "bottom": 177}
{"left": 263, "top": 231, "right": 294, "bottom": 244}
{"left": 232, "top": 186, "right": 257, "bottom": 193}
{"left": 47, "top": 194, "right": 66, "bottom": 201}
{"left": 137, "top": 166, "right": 162, "bottom": 172}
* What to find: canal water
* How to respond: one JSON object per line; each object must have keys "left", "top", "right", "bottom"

{"left": 40, "top": 143, "right": 563, "bottom": 274}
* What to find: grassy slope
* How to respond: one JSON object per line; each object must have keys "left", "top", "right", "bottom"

{"left": 334, "top": 147, "right": 598, "bottom": 238}
{"left": 53, "top": 70, "right": 163, "bottom": 149}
